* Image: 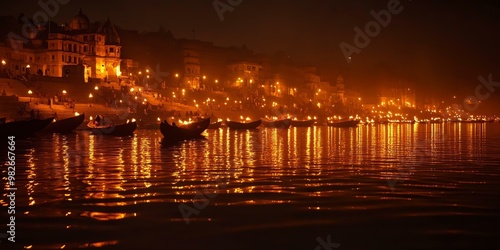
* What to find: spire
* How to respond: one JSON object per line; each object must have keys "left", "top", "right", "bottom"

{"left": 97, "top": 18, "right": 121, "bottom": 45}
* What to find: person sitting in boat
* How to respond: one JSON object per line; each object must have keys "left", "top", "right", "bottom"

{"left": 94, "top": 115, "right": 102, "bottom": 126}
{"left": 172, "top": 122, "right": 177, "bottom": 127}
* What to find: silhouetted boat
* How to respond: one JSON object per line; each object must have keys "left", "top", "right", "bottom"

{"left": 290, "top": 119, "right": 316, "bottom": 127}
{"left": 87, "top": 121, "right": 137, "bottom": 136}
{"left": 207, "top": 121, "right": 222, "bottom": 129}
{"left": 374, "top": 118, "right": 389, "bottom": 124}
{"left": 327, "top": 119, "right": 360, "bottom": 128}
{"left": 262, "top": 118, "right": 291, "bottom": 128}
{"left": 43, "top": 113, "right": 85, "bottom": 133}
{"left": 0, "top": 117, "right": 5, "bottom": 124}
{"left": 462, "top": 119, "right": 486, "bottom": 123}
{"left": 225, "top": 119, "right": 262, "bottom": 129}
{"left": 160, "top": 117, "right": 210, "bottom": 141}
{"left": 0, "top": 117, "right": 54, "bottom": 138}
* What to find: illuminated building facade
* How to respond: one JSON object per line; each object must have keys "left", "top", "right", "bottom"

{"left": 226, "top": 61, "right": 261, "bottom": 88}
{"left": 0, "top": 10, "right": 122, "bottom": 82}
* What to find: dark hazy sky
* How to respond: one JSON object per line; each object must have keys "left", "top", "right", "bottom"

{"left": 2, "top": 0, "right": 500, "bottom": 112}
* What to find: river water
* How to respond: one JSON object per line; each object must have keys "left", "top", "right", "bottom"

{"left": 2, "top": 123, "right": 500, "bottom": 249}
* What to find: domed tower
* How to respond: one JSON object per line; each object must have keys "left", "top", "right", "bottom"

{"left": 70, "top": 9, "right": 90, "bottom": 30}
{"left": 335, "top": 74, "right": 346, "bottom": 103}
{"left": 180, "top": 41, "right": 201, "bottom": 89}
{"left": 97, "top": 17, "right": 121, "bottom": 45}
{"left": 95, "top": 17, "right": 122, "bottom": 80}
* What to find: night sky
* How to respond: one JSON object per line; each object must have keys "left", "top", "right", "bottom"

{"left": 2, "top": 0, "right": 500, "bottom": 112}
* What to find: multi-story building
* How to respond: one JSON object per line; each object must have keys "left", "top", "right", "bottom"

{"left": 226, "top": 61, "right": 261, "bottom": 88}
{"left": 180, "top": 41, "right": 201, "bottom": 89}
{"left": 0, "top": 10, "right": 122, "bottom": 82}
{"left": 379, "top": 87, "right": 416, "bottom": 108}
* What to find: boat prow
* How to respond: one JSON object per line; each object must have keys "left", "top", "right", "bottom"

{"left": 88, "top": 121, "right": 137, "bottom": 136}
{"left": 0, "top": 117, "right": 54, "bottom": 138}
{"left": 290, "top": 119, "right": 316, "bottom": 127}
{"left": 225, "top": 119, "right": 262, "bottom": 130}
{"left": 262, "top": 118, "right": 291, "bottom": 128}
{"left": 160, "top": 117, "right": 210, "bottom": 141}
{"left": 44, "top": 113, "right": 85, "bottom": 133}
{"left": 327, "top": 119, "right": 360, "bottom": 128}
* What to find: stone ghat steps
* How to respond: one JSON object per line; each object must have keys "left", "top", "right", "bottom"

{"left": 29, "top": 80, "right": 100, "bottom": 104}
{"left": 0, "top": 78, "right": 30, "bottom": 96}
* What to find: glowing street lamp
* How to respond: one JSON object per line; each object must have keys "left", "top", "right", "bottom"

{"left": 94, "top": 86, "right": 99, "bottom": 90}
{"left": 28, "top": 90, "right": 32, "bottom": 102}
{"left": 88, "top": 93, "right": 93, "bottom": 106}
{"left": 203, "top": 75, "right": 206, "bottom": 80}
{"left": 1, "top": 60, "right": 6, "bottom": 66}
{"left": 62, "top": 90, "right": 67, "bottom": 95}
{"left": 175, "top": 73, "right": 179, "bottom": 78}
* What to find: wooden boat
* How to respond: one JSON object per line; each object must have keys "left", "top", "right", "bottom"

{"left": 290, "top": 119, "right": 316, "bottom": 127}
{"left": 327, "top": 119, "right": 360, "bottom": 128}
{"left": 261, "top": 118, "right": 291, "bottom": 128}
{"left": 225, "top": 119, "right": 262, "bottom": 130}
{"left": 43, "top": 114, "right": 85, "bottom": 133}
{"left": 87, "top": 121, "right": 137, "bottom": 136}
{"left": 207, "top": 121, "right": 222, "bottom": 129}
{"left": 160, "top": 117, "right": 210, "bottom": 141}
{"left": 0, "top": 117, "right": 54, "bottom": 138}
{"left": 374, "top": 118, "right": 389, "bottom": 124}
{"left": 462, "top": 120, "right": 486, "bottom": 123}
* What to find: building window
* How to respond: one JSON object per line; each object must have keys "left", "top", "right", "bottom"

{"left": 62, "top": 55, "right": 64, "bottom": 61}
{"left": 74, "top": 57, "right": 76, "bottom": 63}
{"left": 110, "top": 48, "right": 114, "bottom": 53}
{"left": 68, "top": 56, "right": 71, "bottom": 63}
{"left": 52, "top": 55, "right": 55, "bottom": 61}
{"left": 83, "top": 46, "right": 87, "bottom": 52}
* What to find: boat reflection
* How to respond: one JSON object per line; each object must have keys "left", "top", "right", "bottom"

{"left": 11, "top": 122, "right": 492, "bottom": 248}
